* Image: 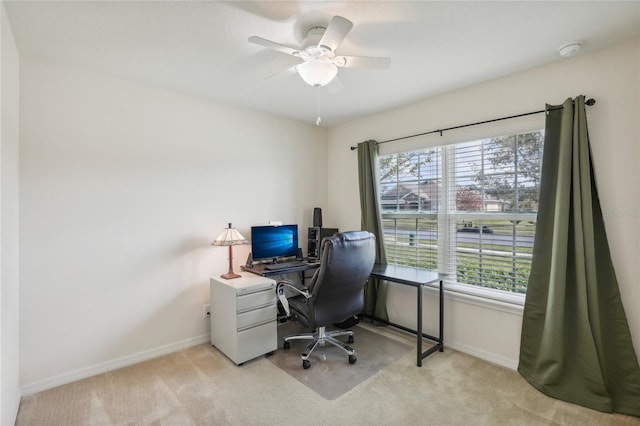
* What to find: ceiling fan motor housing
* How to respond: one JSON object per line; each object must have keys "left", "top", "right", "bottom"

{"left": 305, "top": 26, "right": 327, "bottom": 50}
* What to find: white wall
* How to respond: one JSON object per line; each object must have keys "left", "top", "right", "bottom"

{"left": 19, "top": 58, "right": 327, "bottom": 394}
{"left": 327, "top": 37, "right": 640, "bottom": 368}
{"left": 0, "top": 2, "right": 21, "bottom": 424}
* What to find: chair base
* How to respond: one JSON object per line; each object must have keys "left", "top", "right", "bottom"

{"left": 283, "top": 326, "right": 357, "bottom": 368}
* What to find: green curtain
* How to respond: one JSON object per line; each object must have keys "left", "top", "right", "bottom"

{"left": 518, "top": 96, "right": 640, "bottom": 416}
{"left": 357, "top": 139, "right": 389, "bottom": 321}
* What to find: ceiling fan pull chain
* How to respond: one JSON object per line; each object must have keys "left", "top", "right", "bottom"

{"left": 316, "top": 87, "right": 322, "bottom": 126}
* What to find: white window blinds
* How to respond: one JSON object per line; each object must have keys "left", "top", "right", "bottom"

{"left": 379, "top": 130, "right": 543, "bottom": 294}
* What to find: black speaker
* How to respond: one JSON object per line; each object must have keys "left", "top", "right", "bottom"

{"left": 313, "top": 207, "right": 323, "bottom": 228}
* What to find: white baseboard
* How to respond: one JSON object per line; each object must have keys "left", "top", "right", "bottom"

{"left": 20, "top": 333, "right": 518, "bottom": 396}
{"left": 446, "top": 339, "right": 519, "bottom": 370}
{"left": 21, "top": 334, "right": 211, "bottom": 396}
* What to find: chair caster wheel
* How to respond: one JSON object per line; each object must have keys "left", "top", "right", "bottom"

{"left": 303, "top": 360, "right": 311, "bottom": 369}
{"left": 348, "top": 355, "right": 357, "bottom": 364}
{"left": 348, "top": 335, "right": 354, "bottom": 344}
{"left": 283, "top": 341, "right": 290, "bottom": 350}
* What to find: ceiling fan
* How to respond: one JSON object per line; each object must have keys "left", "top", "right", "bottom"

{"left": 248, "top": 15, "right": 391, "bottom": 88}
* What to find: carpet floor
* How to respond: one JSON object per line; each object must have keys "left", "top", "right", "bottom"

{"left": 16, "top": 323, "right": 640, "bottom": 425}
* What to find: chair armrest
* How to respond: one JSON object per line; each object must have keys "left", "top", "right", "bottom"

{"left": 276, "top": 280, "right": 310, "bottom": 316}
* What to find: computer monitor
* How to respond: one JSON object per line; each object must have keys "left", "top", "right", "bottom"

{"left": 250, "top": 224, "right": 299, "bottom": 262}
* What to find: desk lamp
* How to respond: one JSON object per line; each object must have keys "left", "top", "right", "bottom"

{"left": 212, "top": 223, "right": 248, "bottom": 279}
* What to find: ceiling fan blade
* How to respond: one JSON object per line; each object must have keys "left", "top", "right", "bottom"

{"left": 248, "top": 36, "right": 301, "bottom": 56}
{"left": 336, "top": 55, "right": 391, "bottom": 69}
{"left": 318, "top": 16, "right": 353, "bottom": 52}
{"left": 265, "top": 64, "right": 300, "bottom": 80}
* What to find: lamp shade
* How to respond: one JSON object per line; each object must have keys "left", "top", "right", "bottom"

{"left": 212, "top": 223, "right": 248, "bottom": 246}
{"left": 297, "top": 59, "right": 338, "bottom": 87}
{"left": 212, "top": 223, "right": 247, "bottom": 280}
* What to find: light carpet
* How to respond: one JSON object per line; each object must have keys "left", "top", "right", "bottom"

{"left": 267, "top": 321, "right": 412, "bottom": 400}
{"left": 16, "top": 323, "right": 640, "bottom": 425}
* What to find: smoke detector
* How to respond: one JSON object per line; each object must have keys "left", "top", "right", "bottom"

{"left": 557, "top": 42, "right": 582, "bottom": 58}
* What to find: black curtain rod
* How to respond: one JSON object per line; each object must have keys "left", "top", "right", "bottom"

{"left": 350, "top": 98, "right": 596, "bottom": 150}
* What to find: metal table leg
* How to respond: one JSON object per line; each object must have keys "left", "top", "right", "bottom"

{"left": 417, "top": 284, "right": 423, "bottom": 367}
{"left": 439, "top": 279, "right": 444, "bottom": 352}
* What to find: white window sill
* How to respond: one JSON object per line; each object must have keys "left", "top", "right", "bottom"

{"left": 422, "top": 279, "right": 525, "bottom": 315}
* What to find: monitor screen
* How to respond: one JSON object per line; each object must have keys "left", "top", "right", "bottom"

{"left": 250, "top": 224, "right": 299, "bottom": 262}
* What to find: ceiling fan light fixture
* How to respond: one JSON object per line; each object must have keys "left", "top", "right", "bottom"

{"left": 297, "top": 59, "right": 338, "bottom": 87}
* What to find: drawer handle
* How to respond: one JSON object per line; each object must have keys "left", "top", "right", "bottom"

{"left": 237, "top": 302, "right": 275, "bottom": 314}
{"left": 237, "top": 286, "right": 275, "bottom": 297}
{"left": 237, "top": 319, "right": 275, "bottom": 332}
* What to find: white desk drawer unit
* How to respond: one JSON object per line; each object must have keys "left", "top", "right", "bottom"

{"left": 210, "top": 274, "right": 277, "bottom": 365}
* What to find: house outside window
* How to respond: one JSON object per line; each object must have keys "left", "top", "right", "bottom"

{"left": 379, "top": 130, "right": 543, "bottom": 297}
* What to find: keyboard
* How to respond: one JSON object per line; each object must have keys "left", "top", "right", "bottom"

{"left": 264, "top": 261, "right": 307, "bottom": 271}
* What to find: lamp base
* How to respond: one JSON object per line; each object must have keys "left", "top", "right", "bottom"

{"left": 220, "top": 272, "right": 241, "bottom": 279}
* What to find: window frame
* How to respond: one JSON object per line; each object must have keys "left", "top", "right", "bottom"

{"left": 379, "top": 127, "right": 545, "bottom": 305}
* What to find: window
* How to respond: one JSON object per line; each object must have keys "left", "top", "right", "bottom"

{"left": 379, "top": 130, "right": 543, "bottom": 295}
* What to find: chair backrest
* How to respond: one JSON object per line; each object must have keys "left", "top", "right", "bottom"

{"left": 308, "top": 231, "right": 376, "bottom": 327}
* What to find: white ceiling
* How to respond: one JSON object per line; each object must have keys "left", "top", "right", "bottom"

{"left": 5, "top": 1, "right": 640, "bottom": 127}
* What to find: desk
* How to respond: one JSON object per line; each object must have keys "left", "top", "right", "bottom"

{"left": 241, "top": 261, "right": 319, "bottom": 278}
{"left": 369, "top": 264, "right": 443, "bottom": 367}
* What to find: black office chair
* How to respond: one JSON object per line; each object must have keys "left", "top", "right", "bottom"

{"left": 276, "top": 231, "right": 376, "bottom": 369}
